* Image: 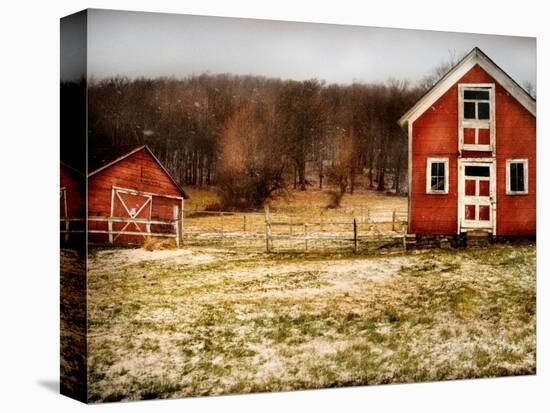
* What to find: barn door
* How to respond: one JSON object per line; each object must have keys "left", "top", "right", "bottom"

{"left": 110, "top": 187, "right": 152, "bottom": 242}
{"left": 458, "top": 160, "right": 495, "bottom": 232}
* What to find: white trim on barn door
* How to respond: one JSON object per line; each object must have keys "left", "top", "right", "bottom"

{"left": 110, "top": 186, "right": 153, "bottom": 242}
{"left": 457, "top": 158, "right": 496, "bottom": 235}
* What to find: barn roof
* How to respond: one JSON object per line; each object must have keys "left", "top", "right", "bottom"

{"left": 60, "top": 160, "right": 85, "bottom": 177}
{"left": 398, "top": 47, "right": 536, "bottom": 130}
{"left": 88, "top": 145, "right": 189, "bottom": 199}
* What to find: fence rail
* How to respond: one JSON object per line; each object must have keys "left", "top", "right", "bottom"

{"left": 62, "top": 206, "right": 407, "bottom": 252}
{"left": 183, "top": 206, "right": 407, "bottom": 253}
{"left": 61, "top": 211, "right": 182, "bottom": 246}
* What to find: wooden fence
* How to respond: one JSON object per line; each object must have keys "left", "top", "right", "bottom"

{"left": 182, "top": 206, "right": 407, "bottom": 253}
{"left": 62, "top": 206, "right": 407, "bottom": 252}
{"left": 61, "top": 207, "right": 182, "bottom": 246}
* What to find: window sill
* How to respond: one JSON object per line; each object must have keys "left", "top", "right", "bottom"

{"left": 506, "top": 191, "right": 528, "bottom": 196}
{"left": 461, "top": 144, "right": 492, "bottom": 152}
{"left": 426, "top": 191, "right": 448, "bottom": 195}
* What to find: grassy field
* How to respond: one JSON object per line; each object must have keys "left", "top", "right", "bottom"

{"left": 86, "top": 243, "right": 536, "bottom": 402}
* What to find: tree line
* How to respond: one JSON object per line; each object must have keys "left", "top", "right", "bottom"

{"left": 62, "top": 72, "right": 428, "bottom": 208}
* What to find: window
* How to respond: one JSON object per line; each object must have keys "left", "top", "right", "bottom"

{"left": 463, "top": 89, "right": 491, "bottom": 120}
{"left": 458, "top": 84, "right": 495, "bottom": 152}
{"left": 465, "top": 166, "right": 490, "bottom": 177}
{"left": 426, "top": 158, "right": 449, "bottom": 194}
{"left": 506, "top": 159, "right": 528, "bottom": 195}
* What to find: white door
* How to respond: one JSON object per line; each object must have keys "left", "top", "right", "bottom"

{"left": 458, "top": 159, "right": 495, "bottom": 232}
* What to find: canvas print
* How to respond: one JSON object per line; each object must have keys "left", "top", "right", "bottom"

{"left": 60, "top": 9, "right": 536, "bottom": 403}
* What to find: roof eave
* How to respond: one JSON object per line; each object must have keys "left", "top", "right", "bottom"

{"left": 88, "top": 145, "right": 190, "bottom": 199}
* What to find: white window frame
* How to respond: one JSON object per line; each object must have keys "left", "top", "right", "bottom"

{"left": 458, "top": 83, "right": 496, "bottom": 153}
{"left": 426, "top": 157, "right": 449, "bottom": 194}
{"left": 506, "top": 159, "right": 529, "bottom": 195}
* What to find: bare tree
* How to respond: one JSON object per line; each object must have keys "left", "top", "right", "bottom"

{"left": 419, "top": 49, "right": 465, "bottom": 91}
{"left": 79, "top": 71, "right": 425, "bottom": 205}
{"left": 326, "top": 127, "right": 355, "bottom": 208}
{"left": 216, "top": 102, "right": 288, "bottom": 209}
{"left": 277, "top": 80, "right": 326, "bottom": 190}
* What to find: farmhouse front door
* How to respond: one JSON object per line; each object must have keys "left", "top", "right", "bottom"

{"left": 458, "top": 159, "right": 495, "bottom": 233}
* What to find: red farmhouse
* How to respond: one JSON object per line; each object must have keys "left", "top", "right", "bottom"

{"left": 398, "top": 48, "right": 536, "bottom": 239}
{"left": 61, "top": 145, "right": 188, "bottom": 245}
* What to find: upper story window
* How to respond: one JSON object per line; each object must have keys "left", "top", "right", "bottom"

{"left": 464, "top": 89, "right": 490, "bottom": 120}
{"left": 458, "top": 84, "right": 495, "bottom": 152}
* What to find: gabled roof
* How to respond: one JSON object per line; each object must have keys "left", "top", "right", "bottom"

{"left": 88, "top": 144, "right": 144, "bottom": 173}
{"left": 88, "top": 145, "right": 189, "bottom": 199}
{"left": 60, "top": 160, "right": 85, "bottom": 177}
{"left": 398, "top": 47, "right": 536, "bottom": 130}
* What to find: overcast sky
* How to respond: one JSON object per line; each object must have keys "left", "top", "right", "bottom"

{"left": 62, "top": 9, "right": 536, "bottom": 87}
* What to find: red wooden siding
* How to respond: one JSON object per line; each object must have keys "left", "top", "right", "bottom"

{"left": 60, "top": 164, "right": 85, "bottom": 218}
{"left": 88, "top": 148, "right": 184, "bottom": 244}
{"left": 410, "top": 64, "right": 536, "bottom": 236}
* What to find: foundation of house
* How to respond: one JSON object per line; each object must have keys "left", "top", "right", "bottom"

{"left": 406, "top": 232, "right": 535, "bottom": 250}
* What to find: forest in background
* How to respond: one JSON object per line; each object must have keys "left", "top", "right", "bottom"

{"left": 61, "top": 55, "right": 468, "bottom": 209}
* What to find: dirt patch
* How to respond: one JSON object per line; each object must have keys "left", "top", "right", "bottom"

{"left": 89, "top": 247, "right": 216, "bottom": 268}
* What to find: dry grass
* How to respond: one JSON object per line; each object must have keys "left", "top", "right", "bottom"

{"left": 183, "top": 188, "right": 408, "bottom": 251}
{"left": 87, "top": 243, "right": 536, "bottom": 402}
{"left": 143, "top": 236, "right": 176, "bottom": 251}
{"left": 269, "top": 187, "right": 406, "bottom": 215}
{"left": 186, "top": 186, "right": 407, "bottom": 215}
{"left": 184, "top": 187, "right": 222, "bottom": 211}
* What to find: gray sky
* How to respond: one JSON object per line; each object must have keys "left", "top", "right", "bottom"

{"left": 64, "top": 9, "right": 536, "bottom": 87}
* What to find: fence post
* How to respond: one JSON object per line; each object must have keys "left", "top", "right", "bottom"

{"left": 304, "top": 224, "right": 309, "bottom": 251}
{"left": 184, "top": 198, "right": 189, "bottom": 246}
{"left": 108, "top": 219, "right": 113, "bottom": 244}
{"left": 353, "top": 218, "right": 358, "bottom": 253}
{"left": 173, "top": 206, "right": 181, "bottom": 247}
{"left": 264, "top": 205, "right": 272, "bottom": 253}
{"left": 320, "top": 211, "right": 324, "bottom": 232}
{"left": 220, "top": 211, "right": 224, "bottom": 242}
{"left": 392, "top": 209, "right": 396, "bottom": 232}
{"left": 64, "top": 220, "right": 70, "bottom": 243}
{"left": 243, "top": 214, "right": 247, "bottom": 232}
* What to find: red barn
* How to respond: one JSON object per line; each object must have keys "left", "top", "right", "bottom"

{"left": 398, "top": 47, "right": 536, "bottom": 241}
{"left": 60, "top": 162, "right": 86, "bottom": 219}
{"left": 61, "top": 145, "right": 189, "bottom": 245}
{"left": 60, "top": 162, "right": 86, "bottom": 243}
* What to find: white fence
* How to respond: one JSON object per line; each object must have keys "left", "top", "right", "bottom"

{"left": 182, "top": 206, "right": 407, "bottom": 253}
{"left": 61, "top": 211, "right": 182, "bottom": 246}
